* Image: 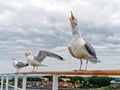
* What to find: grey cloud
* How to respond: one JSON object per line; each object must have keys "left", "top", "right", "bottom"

{"left": 1, "top": 0, "right": 120, "bottom": 73}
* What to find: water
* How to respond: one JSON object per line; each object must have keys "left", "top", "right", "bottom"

{"left": 3, "top": 87, "right": 51, "bottom": 90}
{"left": 3, "top": 87, "right": 91, "bottom": 90}
{"left": 2, "top": 88, "right": 97, "bottom": 90}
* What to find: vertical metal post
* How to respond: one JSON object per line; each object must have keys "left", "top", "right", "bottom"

{"left": 52, "top": 75, "right": 58, "bottom": 90}
{"left": 6, "top": 74, "right": 9, "bottom": 90}
{"left": 14, "top": 74, "right": 18, "bottom": 90}
{"left": 22, "top": 74, "right": 27, "bottom": 90}
{"left": 1, "top": 75, "right": 4, "bottom": 90}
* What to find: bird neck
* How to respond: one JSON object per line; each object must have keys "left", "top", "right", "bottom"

{"left": 13, "top": 60, "right": 17, "bottom": 64}
{"left": 71, "top": 25, "right": 82, "bottom": 39}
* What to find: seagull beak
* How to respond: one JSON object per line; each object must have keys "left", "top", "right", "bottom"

{"left": 24, "top": 52, "right": 30, "bottom": 57}
{"left": 69, "top": 11, "right": 75, "bottom": 22}
{"left": 24, "top": 52, "right": 28, "bottom": 57}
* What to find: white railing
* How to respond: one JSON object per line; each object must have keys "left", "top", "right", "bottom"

{"left": 0, "top": 72, "right": 58, "bottom": 90}
{"left": 0, "top": 74, "right": 26, "bottom": 90}
{"left": 1, "top": 70, "right": 120, "bottom": 90}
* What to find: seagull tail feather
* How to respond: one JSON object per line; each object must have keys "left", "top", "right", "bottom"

{"left": 89, "top": 58, "right": 101, "bottom": 64}
{"left": 41, "top": 64, "right": 48, "bottom": 67}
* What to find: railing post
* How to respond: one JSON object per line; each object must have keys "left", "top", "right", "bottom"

{"left": 6, "top": 74, "right": 9, "bottom": 90}
{"left": 14, "top": 74, "right": 18, "bottom": 90}
{"left": 22, "top": 74, "right": 27, "bottom": 90}
{"left": 52, "top": 75, "right": 58, "bottom": 90}
{"left": 1, "top": 75, "right": 4, "bottom": 90}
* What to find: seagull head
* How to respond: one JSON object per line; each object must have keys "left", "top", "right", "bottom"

{"left": 11, "top": 57, "right": 16, "bottom": 61}
{"left": 69, "top": 11, "right": 77, "bottom": 27}
{"left": 24, "top": 51, "right": 31, "bottom": 57}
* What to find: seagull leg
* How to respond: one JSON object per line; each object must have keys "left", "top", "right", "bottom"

{"left": 36, "top": 67, "right": 38, "bottom": 72}
{"left": 79, "top": 59, "right": 82, "bottom": 70}
{"left": 85, "top": 59, "right": 88, "bottom": 70}
{"left": 18, "top": 69, "right": 20, "bottom": 72}
{"left": 16, "top": 68, "right": 19, "bottom": 73}
{"left": 74, "top": 59, "right": 83, "bottom": 71}
{"left": 16, "top": 69, "right": 18, "bottom": 73}
{"left": 32, "top": 66, "right": 35, "bottom": 72}
{"left": 19, "top": 69, "right": 20, "bottom": 72}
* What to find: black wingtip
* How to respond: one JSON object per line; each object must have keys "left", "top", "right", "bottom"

{"left": 25, "top": 63, "right": 29, "bottom": 66}
{"left": 59, "top": 56, "right": 65, "bottom": 61}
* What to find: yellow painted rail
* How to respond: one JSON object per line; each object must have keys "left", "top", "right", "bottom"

{"left": 12, "top": 70, "right": 120, "bottom": 76}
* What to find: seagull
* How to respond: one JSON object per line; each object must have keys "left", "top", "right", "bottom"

{"left": 24, "top": 50, "right": 65, "bottom": 71}
{"left": 11, "top": 57, "right": 29, "bottom": 72}
{"left": 68, "top": 11, "right": 101, "bottom": 70}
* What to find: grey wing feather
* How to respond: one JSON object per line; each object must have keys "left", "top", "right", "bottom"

{"left": 16, "top": 62, "right": 27, "bottom": 68}
{"left": 68, "top": 46, "right": 77, "bottom": 58}
{"left": 84, "top": 42, "right": 97, "bottom": 59}
{"left": 36, "top": 50, "right": 64, "bottom": 62}
{"left": 35, "top": 51, "right": 48, "bottom": 62}
{"left": 46, "top": 51, "right": 64, "bottom": 60}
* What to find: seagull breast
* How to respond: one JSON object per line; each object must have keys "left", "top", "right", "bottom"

{"left": 13, "top": 60, "right": 18, "bottom": 68}
{"left": 70, "top": 38, "right": 89, "bottom": 59}
{"left": 26, "top": 55, "right": 40, "bottom": 66}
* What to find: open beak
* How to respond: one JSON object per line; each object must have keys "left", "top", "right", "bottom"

{"left": 69, "top": 11, "right": 75, "bottom": 21}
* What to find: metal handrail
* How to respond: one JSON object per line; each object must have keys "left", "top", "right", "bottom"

{"left": 1, "top": 70, "right": 120, "bottom": 90}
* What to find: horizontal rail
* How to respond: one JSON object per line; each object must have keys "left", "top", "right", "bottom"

{"left": 1, "top": 70, "right": 120, "bottom": 90}
{"left": 5, "top": 70, "right": 120, "bottom": 76}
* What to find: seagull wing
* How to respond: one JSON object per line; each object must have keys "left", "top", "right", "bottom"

{"left": 84, "top": 42, "right": 97, "bottom": 59}
{"left": 35, "top": 50, "right": 64, "bottom": 62}
{"left": 68, "top": 46, "right": 77, "bottom": 58}
{"left": 16, "top": 62, "right": 27, "bottom": 68}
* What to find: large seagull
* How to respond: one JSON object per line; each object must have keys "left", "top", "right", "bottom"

{"left": 24, "top": 50, "right": 64, "bottom": 71}
{"left": 68, "top": 11, "right": 101, "bottom": 70}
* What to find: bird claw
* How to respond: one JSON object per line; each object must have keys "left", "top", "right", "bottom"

{"left": 31, "top": 71, "right": 36, "bottom": 72}
{"left": 73, "top": 69, "right": 86, "bottom": 72}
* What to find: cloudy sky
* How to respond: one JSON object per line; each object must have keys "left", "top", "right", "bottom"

{"left": 1, "top": 0, "right": 120, "bottom": 73}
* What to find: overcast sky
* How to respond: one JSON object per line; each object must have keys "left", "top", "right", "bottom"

{"left": 1, "top": 0, "right": 120, "bottom": 73}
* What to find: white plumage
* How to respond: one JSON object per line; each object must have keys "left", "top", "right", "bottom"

{"left": 11, "top": 57, "right": 28, "bottom": 72}
{"left": 68, "top": 11, "right": 100, "bottom": 70}
{"left": 24, "top": 50, "right": 64, "bottom": 71}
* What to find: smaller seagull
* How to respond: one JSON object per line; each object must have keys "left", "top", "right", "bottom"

{"left": 11, "top": 57, "right": 29, "bottom": 72}
{"left": 24, "top": 50, "right": 65, "bottom": 72}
